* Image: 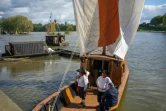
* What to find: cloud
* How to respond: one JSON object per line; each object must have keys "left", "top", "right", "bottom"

{"left": 12, "top": 7, "right": 29, "bottom": 13}
{"left": 0, "top": 0, "right": 74, "bottom": 24}
{"left": 1, "top": 0, "right": 165, "bottom": 24}
{"left": 141, "top": 4, "right": 166, "bottom": 23}
{"left": 0, "top": 12, "right": 4, "bottom": 14}
{"left": 0, "top": 0, "right": 11, "bottom": 11}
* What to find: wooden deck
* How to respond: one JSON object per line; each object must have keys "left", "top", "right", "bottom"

{"left": 61, "top": 87, "right": 99, "bottom": 111}
{"left": 61, "top": 67, "right": 129, "bottom": 111}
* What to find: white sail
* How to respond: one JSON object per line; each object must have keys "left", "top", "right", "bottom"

{"left": 73, "top": 0, "right": 99, "bottom": 56}
{"left": 73, "top": 0, "right": 145, "bottom": 59}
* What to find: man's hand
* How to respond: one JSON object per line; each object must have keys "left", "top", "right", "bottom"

{"left": 97, "top": 86, "right": 106, "bottom": 90}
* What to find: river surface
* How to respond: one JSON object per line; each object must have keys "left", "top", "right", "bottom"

{"left": 0, "top": 32, "right": 166, "bottom": 111}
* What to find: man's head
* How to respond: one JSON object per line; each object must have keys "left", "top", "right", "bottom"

{"left": 108, "top": 82, "right": 114, "bottom": 88}
{"left": 101, "top": 70, "right": 108, "bottom": 77}
{"left": 76, "top": 68, "right": 85, "bottom": 76}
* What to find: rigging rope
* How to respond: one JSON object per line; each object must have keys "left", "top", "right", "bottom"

{"left": 51, "top": 39, "right": 79, "bottom": 111}
{"left": 56, "top": 24, "right": 61, "bottom": 32}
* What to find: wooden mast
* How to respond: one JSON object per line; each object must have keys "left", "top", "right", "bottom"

{"left": 102, "top": 46, "right": 106, "bottom": 55}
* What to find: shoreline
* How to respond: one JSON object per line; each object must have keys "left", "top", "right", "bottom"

{"left": 137, "top": 30, "right": 166, "bottom": 33}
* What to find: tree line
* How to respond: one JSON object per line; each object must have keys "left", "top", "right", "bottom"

{"left": 33, "top": 22, "right": 76, "bottom": 32}
{"left": 0, "top": 15, "right": 33, "bottom": 34}
{"left": 138, "top": 13, "right": 166, "bottom": 31}
{"left": 0, "top": 15, "right": 76, "bottom": 34}
{"left": 2, "top": 14, "right": 165, "bottom": 34}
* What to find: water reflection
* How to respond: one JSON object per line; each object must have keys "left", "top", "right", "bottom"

{"left": 0, "top": 55, "right": 80, "bottom": 111}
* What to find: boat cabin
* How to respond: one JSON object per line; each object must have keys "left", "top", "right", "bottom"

{"left": 80, "top": 54, "right": 125, "bottom": 88}
{"left": 46, "top": 33, "right": 68, "bottom": 46}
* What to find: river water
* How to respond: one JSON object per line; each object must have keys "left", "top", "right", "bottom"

{"left": 0, "top": 32, "right": 166, "bottom": 111}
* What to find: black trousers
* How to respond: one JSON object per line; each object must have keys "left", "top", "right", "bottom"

{"left": 100, "top": 102, "right": 111, "bottom": 111}
{"left": 97, "top": 91, "right": 105, "bottom": 103}
{"left": 79, "top": 87, "right": 86, "bottom": 100}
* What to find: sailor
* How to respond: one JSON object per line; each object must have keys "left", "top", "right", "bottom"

{"left": 96, "top": 70, "right": 113, "bottom": 104}
{"left": 76, "top": 68, "right": 89, "bottom": 107}
{"left": 100, "top": 82, "right": 118, "bottom": 111}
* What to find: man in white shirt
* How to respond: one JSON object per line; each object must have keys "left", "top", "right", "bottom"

{"left": 96, "top": 70, "right": 113, "bottom": 104}
{"left": 76, "top": 68, "right": 89, "bottom": 107}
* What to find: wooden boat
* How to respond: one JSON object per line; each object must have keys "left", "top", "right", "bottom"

{"left": 2, "top": 42, "right": 79, "bottom": 58}
{"left": 33, "top": 49, "right": 128, "bottom": 111}
{"left": 46, "top": 18, "right": 69, "bottom": 46}
{"left": 46, "top": 33, "right": 69, "bottom": 46}
{"left": 3, "top": 41, "right": 51, "bottom": 57}
{"left": 33, "top": 0, "right": 145, "bottom": 111}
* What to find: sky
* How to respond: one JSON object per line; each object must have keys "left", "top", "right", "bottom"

{"left": 0, "top": 0, "right": 166, "bottom": 24}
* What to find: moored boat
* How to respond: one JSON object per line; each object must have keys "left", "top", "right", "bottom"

{"left": 46, "top": 16, "right": 69, "bottom": 46}
{"left": 46, "top": 32, "right": 69, "bottom": 46}
{"left": 3, "top": 41, "right": 51, "bottom": 57}
{"left": 33, "top": 0, "right": 145, "bottom": 111}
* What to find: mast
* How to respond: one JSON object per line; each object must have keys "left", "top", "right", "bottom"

{"left": 102, "top": 46, "right": 106, "bottom": 55}
{"left": 50, "top": 12, "right": 52, "bottom": 32}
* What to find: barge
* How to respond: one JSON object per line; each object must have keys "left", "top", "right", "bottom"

{"left": 2, "top": 41, "right": 54, "bottom": 58}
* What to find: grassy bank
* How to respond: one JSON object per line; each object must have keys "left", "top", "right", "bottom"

{"left": 138, "top": 26, "right": 166, "bottom": 32}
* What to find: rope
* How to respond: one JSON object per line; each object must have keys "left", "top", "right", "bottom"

{"left": 56, "top": 24, "right": 61, "bottom": 32}
{"left": 51, "top": 39, "right": 78, "bottom": 111}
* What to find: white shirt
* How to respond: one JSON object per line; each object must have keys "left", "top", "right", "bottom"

{"left": 77, "top": 75, "right": 89, "bottom": 90}
{"left": 96, "top": 76, "right": 113, "bottom": 92}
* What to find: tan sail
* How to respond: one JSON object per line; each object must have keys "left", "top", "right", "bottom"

{"left": 98, "top": 0, "right": 120, "bottom": 47}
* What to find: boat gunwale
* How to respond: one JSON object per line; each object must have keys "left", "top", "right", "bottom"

{"left": 82, "top": 54, "right": 123, "bottom": 62}
{"left": 110, "top": 67, "right": 129, "bottom": 110}
{"left": 32, "top": 81, "right": 76, "bottom": 111}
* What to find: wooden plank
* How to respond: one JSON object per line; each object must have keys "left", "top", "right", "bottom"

{"left": 61, "top": 87, "right": 98, "bottom": 111}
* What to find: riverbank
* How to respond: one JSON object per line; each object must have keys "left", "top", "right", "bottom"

{"left": 0, "top": 90, "right": 22, "bottom": 111}
{"left": 138, "top": 26, "right": 166, "bottom": 32}
{"left": 137, "top": 30, "right": 166, "bottom": 33}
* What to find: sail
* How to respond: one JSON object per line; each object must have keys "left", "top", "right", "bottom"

{"left": 98, "top": 0, "right": 120, "bottom": 47}
{"left": 107, "top": 0, "right": 145, "bottom": 59}
{"left": 47, "top": 21, "right": 56, "bottom": 34}
{"left": 73, "top": 0, "right": 100, "bottom": 56}
{"left": 73, "top": 0, "right": 145, "bottom": 59}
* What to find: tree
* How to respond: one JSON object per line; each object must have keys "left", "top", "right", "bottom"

{"left": 33, "top": 23, "right": 46, "bottom": 32}
{"left": 0, "top": 15, "right": 33, "bottom": 34}
{"left": 163, "top": 13, "right": 166, "bottom": 27}
{"left": 150, "top": 16, "right": 163, "bottom": 26}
